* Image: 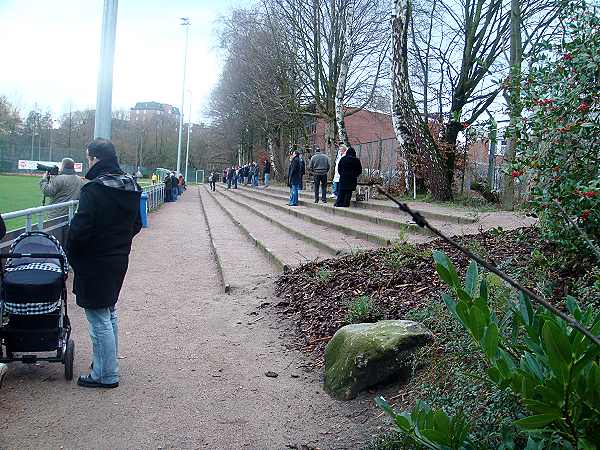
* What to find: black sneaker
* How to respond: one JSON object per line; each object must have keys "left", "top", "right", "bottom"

{"left": 77, "top": 374, "right": 119, "bottom": 389}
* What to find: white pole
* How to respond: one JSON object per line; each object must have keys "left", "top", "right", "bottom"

{"left": 176, "top": 18, "right": 190, "bottom": 174}
{"left": 94, "top": 0, "right": 118, "bottom": 139}
{"left": 185, "top": 91, "right": 192, "bottom": 182}
{"left": 413, "top": 173, "right": 417, "bottom": 200}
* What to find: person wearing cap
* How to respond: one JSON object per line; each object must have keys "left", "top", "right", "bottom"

{"left": 67, "top": 138, "right": 142, "bottom": 389}
{"left": 39, "top": 158, "right": 84, "bottom": 219}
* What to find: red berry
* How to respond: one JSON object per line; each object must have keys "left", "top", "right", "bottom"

{"left": 581, "top": 210, "right": 591, "bottom": 220}
{"left": 563, "top": 53, "right": 573, "bottom": 61}
{"left": 578, "top": 102, "right": 590, "bottom": 112}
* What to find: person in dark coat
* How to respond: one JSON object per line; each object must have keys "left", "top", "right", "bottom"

{"left": 263, "top": 159, "right": 271, "bottom": 187}
{"left": 299, "top": 153, "right": 306, "bottom": 190}
{"left": 334, "top": 147, "right": 362, "bottom": 208}
{"left": 287, "top": 150, "right": 302, "bottom": 206}
{"left": 67, "top": 138, "right": 142, "bottom": 389}
{"left": 164, "top": 174, "right": 172, "bottom": 202}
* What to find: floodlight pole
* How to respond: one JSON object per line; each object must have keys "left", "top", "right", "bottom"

{"left": 185, "top": 90, "right": 192, "bottom": 182}
{"left": 94, "top": 0, "right": 119, "bottom": 139}
{"left": 176, "top": 17, "right": 190, "bottom": 174}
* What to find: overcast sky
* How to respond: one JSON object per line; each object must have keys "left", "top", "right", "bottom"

{"left": 0, "top": 0, "right": 250, "bottom": 123}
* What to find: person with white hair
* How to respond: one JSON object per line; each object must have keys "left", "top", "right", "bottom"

{"left": 39, "top": 157, "right": 84, "bottom": 219}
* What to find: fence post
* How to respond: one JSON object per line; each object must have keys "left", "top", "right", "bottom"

{"left": 26, "top": 214, "right": 32, "bottom": 232}
{"left": 37, "top": 212, "right": 44, "bottom": 231}
{"left": 140, "top": 192, "right": 149, "bottom": 228}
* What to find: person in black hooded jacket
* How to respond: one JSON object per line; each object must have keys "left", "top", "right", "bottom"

{"left": 334, "top": 146, "right": 362, "bottom": 207}
{"left": 67, "top": 138, "right": 142, "bottom": 389}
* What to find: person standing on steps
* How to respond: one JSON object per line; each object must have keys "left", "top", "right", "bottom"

{"left": 226, "top": 167, "right": 233, "bottom": 189}
{"left": 287, "top": 150, "right": 302, "bottom": 206}
{"left": 308, "top": 146, "right": 330, "bottom": 203}
{"left": 334, "top": 146, "right": 362, "bottom": 208}
{"left": 263, "top": 158, "right": 271, "bottom": 187}
{"left": 67, "top": 139, "right": 142, "bottom": 389}
{"left": 208, "top": 172, "right": 216, "bottom": 191}
{"left": 331, "top": 145, "right": 348, "bottom": 199}
{"left": 299, "top": 151, "right": 306, "bottom": 191}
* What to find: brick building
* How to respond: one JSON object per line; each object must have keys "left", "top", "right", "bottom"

{"left": 306, "top": 109, "right": 398, "bottom": 176}
{"left": 130, "top": 102, "right": 180, "bottom": 122}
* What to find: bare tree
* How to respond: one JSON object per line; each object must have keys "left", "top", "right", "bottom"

{"left": 395, "top": 0, "right": 559, "bottom": 199}
{"left": 266, "top": 0, "right": 389, "bottom": 157}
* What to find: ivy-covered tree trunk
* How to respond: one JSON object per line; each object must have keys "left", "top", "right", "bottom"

{"left": 502, "top": 0, "right": 523, "bottom": 210}
{"left": 391, "top": 0, "right": 451, "bottom": 200}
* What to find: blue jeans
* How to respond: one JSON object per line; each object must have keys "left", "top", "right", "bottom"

{"left": 289, "top": 184, "right": 299, "bottom": 205}
{"left": 85, "top": 307, "right": 119, "bottom": 384}
{"left": 252, "top": 175, "right": 258, "bottom": 187}
{"left": 333, "top": 181, "right": 339, "bottom": 197}
{"left": 172, "top": 187, "right": 178, "bottom": 200}
{"left": 264, "top": 173, "right": 270, "bottom": 186}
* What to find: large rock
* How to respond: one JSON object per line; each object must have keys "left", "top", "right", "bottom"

{"left": 324, "top": 320, "right": 433, "bottom": 400}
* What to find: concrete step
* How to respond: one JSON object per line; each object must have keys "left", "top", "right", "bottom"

{"left": 205, "top": 186, "right": 330, "bottom": 270}
{"left": 217, "top": 185, "right": 425, "bottom": 246}
{"left": 198, "top": 188, "right": 275, "bottom": 292}
{"left": 237, "top": 185, "right": 434, "bottom": 232}
{"left": 217, "top": 187, "right": 380, "bottom": 254}
{"left": 257, "top": 185, "right": 477, "bottom": 224}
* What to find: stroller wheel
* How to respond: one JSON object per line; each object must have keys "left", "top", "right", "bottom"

{"left": 64, "top": 339, "right": 75, "bottom": 381}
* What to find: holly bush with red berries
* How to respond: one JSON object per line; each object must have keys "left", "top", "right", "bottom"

{"left": 514, "top": 1, "right": 600, "bottom": 254}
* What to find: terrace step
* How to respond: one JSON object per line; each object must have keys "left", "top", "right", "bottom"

{"left": 205, "top": 186, "right": 330, "bottom": 270}
{"left": 253, "top": 184, "right": 477, "bottom": 224}
{"left": 236, "top": 185, "right": 434, "bottom": 232}
{"left": 218, "top": 185, "right": 428, "bottom": 246}
{"left": 216, "top": 187, "right": 380, "bottom": 254}
{"left": 198, "top": 188, "right": 274, "bottom": 292}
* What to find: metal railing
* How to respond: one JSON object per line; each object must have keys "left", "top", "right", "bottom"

{"left": 143, "top": 183, "right": 165, "bottom": 211}
{"left": 1, "top": 201, "right": 79, "bottom": 233}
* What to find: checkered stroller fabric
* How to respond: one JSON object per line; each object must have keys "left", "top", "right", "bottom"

{"left": 2, "top": 233, "right": 67, "bottom": 315}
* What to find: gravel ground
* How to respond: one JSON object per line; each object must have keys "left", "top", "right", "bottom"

{"left": 0, "top": 190, "right": 381, "bottom": 450}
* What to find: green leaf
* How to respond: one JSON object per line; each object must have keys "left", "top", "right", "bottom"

{"left": 442, "top": 293, "right": 458, "bottom": 318}
{"left": 465, "top": 261, "right": 479, "bottom": 297}
{"left": 542, "top": 320, "right": 573, "bottom": 371}
{"left": 565, "top": 295, "right": 581, "bottom": 319}
{"left": 479, "top": 278, "right": 489, "bottom": 303}
{"left": 394, "top": 413, "right": 412, "bottom": 431}
{"left": 483, "top": 324, "right": 499, "bottom": 359}
{"left": 436, "top": 263, "right": 454, "bottom": 287}
{"left": 514, "top": 413, "right": 561, "bottom": 430}
{"left": 432, "top": 251, "right": 459, "bottom": 286}
{"left": 518, "top": 292, "right": 534, "bottom": 327}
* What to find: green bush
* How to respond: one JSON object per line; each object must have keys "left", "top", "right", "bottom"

{"left": 514, "top": 1, "right": 600, "bottom": 255}
{"left": 377, "top": 251, "right": 600, "bottom": 449}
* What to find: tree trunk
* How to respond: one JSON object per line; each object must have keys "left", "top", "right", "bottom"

{"left": 325, "top": 118, "right": 337, "bottom": 161}
{"left": 502, "top": 0, "right": 523, "bottom": 210}
{"left": 336, "top": 1, "right": 354, "bottom": 148}
{"left": 391, "top": 0, "right": 452, "bottom": 200}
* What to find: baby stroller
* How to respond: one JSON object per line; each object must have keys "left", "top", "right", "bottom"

{"left": 0, "top": 231, "right": 74, "bottom": 380}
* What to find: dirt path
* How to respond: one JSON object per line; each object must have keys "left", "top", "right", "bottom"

{"left": 0, "top": 191, "right": 378, "bottom": 450}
